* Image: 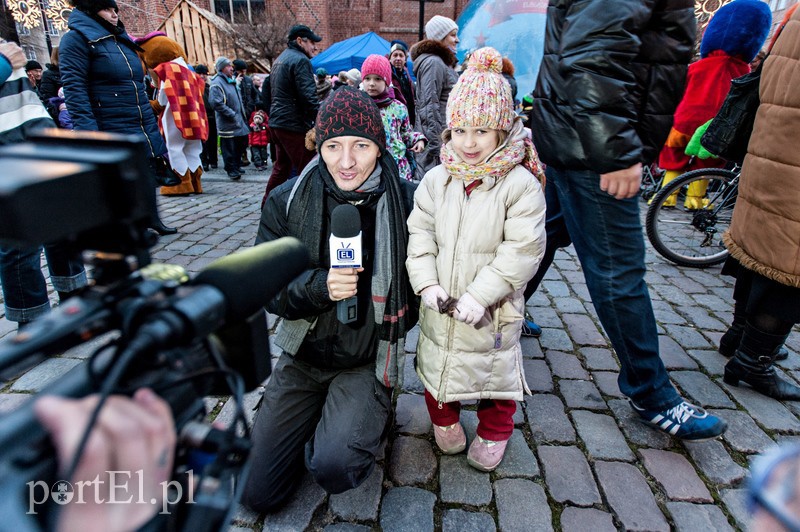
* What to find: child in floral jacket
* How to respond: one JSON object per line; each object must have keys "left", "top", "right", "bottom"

{"left": 360, "top": 55, "right": 425, "bottom": 181}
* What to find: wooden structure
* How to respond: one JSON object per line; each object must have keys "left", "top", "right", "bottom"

{"left": 158, "top": 0, "right": 269, "bottom": 73}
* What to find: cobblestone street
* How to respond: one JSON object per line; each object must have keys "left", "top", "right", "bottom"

{"left": 3, "top": 168, "right": 800, "bottom": 531}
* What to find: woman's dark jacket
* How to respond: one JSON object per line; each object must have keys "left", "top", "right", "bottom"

{"left": 38, "top": 64, "right": 61, "bottom": 103}
{"left": 531, "top": 0, "right": 695, "bottom": 173}
{"left": 391, "top": 65, "right": 415, "bottom": 126}
{"left": 59, "top": 8, "right": 166, "bottom": 157}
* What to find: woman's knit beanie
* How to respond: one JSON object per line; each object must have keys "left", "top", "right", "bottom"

{"left": 361, "top": 54, "right": 392, "bottom": 83}
{"left": 446, "top": 47, "right": 514, "bottom": 132}
{"left": 315, "top": 86, "right": 386, "bottom": 153}
{"left": 425, "top": 15, "right": 458, "bottom": 42}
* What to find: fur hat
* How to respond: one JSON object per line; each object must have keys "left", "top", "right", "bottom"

{"left": 700, "top": 0, "right": 772, "bottom": 62}
{"left": 446, "top": 47, "right": 514, "bottom": 132}
{"left": 361, "top": 54, "right": 391, "bottom": 83}
{"left": 425, "top": 15, "right": 458, "bottom": 42}
{"left": 69, "top": 0, "right": 117, "bottom": 13}
{"left": 315, "top": 86, "right": 385, "bottom": 152}
{"left": 215, "top": 56, "right": 232, "bottom": 74}
{"left": 135, "top": 32, "right": 186, "bottom": 69}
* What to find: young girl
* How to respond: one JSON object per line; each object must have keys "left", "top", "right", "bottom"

{"left": 406, "top": 47, "right": 546, "bottom": 472}
{"left": 249, "top": 110, "right": 270, "bottom": 171}
{"left": 360, "top": 54, "right": 426, "bottom": 181}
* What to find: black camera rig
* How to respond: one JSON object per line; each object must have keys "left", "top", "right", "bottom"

{"left": 0, "top": 130, "right": 308, "bottom": 531}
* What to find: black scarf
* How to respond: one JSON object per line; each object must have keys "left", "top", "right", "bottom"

{"left": 286, "top": 152, "right": 417, "bottom": 386}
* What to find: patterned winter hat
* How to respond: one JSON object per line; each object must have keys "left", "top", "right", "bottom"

{"left": 361, "top": 54, "right": 392, "bottom": 83}
{"left": 315, "top": 86, "right": 386, "bottom": 152}
{"left": 446, "top": 47, "right": 514, "bottom": 132}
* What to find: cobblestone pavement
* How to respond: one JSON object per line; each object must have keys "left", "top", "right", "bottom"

{"left": 2, "top": 167, "right": 800, "bottom": 531}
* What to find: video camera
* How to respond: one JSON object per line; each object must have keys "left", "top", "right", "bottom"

{"left": 0, "top": 131, "right": 309, "bottom": 531}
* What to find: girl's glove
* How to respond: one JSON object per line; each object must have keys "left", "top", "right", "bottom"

{"left": 421, "top": 285, "right": 449, "bottom": 311}
{"left": 453, "top": 293, "right": 486, "bottom": 326}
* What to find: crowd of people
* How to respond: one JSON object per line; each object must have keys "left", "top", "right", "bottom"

{"left": 2, "top": 0, "right": 800, "bottom": 528}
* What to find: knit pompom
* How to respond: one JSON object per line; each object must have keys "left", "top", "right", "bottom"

{"left": 467, "top": 47, "right": 503, "bottom": 74}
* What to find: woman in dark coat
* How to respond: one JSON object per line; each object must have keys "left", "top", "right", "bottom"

{"left": 59, "top": 0, "right": 173, "bottom": 233}
{"left": 60, "top": 0, "right": 166, "bottom": 158}
{"left": 38, "top": 47, "right": 62, "bottom": 118}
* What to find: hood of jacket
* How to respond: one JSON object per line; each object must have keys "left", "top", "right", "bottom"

{"left": 410, "top": 39, "right": 457, "bottom": 67}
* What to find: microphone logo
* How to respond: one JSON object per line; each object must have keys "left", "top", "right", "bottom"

{"left": 336, "top": 243, "right": 355, "bottom": 263}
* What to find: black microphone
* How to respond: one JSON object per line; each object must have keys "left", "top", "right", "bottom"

{"left": 193, "top": 236, "right": 310, "bottom": 323}
{"left": 115, "top": 237, "right": 311, "bottom": 355}
{"left": 330, "top": 204, "right": 361, "bottom": 324}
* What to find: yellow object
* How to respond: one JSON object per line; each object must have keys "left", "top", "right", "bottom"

{"left": 652, "top": 170, "right": 681, "bottom": 207}
{"left": 685, "top": 178, "right": 709, "bottom": 209}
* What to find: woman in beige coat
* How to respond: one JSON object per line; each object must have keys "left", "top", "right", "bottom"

{"left": 721, "top": 6, "right": 800, "bottom": 401}
{"left": 406, "top": 48, "right": 546, "bottom": 472}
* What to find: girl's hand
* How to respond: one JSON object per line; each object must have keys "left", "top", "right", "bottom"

{"left": 453, "top": 293, "right": 487, "bottom": 326}
{"left": 421, "top": 284, "right": 449, "bottom": 311}
{"left": 411, "top": 140, "right": 426, "bottom": 153}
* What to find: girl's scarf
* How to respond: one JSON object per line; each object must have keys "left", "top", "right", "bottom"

{"left": 440, "top": 119, "right": 546, "bottom": 185}
{"left": 370, "top": 87, "right": 395, "bottom": 109}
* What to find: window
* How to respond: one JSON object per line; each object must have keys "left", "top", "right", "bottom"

{"left": 214, "top": 0, "right": 264, "bottom": 22}
{"left": 16, "top": 22, "right": 31, "bottom": 36}
{"left": 45, "top": 17, "right": 59, "bottom": 36}
{"left": 22, "top": 45, "right": 37, "bottom": 61}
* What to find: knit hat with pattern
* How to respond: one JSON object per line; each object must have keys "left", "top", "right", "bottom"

{"left": 425, "top": 15, "right": 458, "bottom": 41}
{"left": 315, "top": 86, "right": 386, "bottom": 153}
{"left": 446, "top": 47, "right": 514, "bottom": 132}
{"left": 361, "top": 54, "right": 392, "bottom": 83}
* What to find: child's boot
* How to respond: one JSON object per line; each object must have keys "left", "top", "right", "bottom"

{"left": 467, "top": 436, "right": 509, "bottom": 472}
{"left": 684, "top": 178, "right": 709, "bottom": 209}
{"left": 433, "top": 423, "right": 466, "bottom": 454}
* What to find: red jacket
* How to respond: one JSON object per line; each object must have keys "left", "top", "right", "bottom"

{"left": 249, "top": 110, "right": 270, "bottom": 146}
{"left": 659, "top": 51, "right": 750, "bottom": 170}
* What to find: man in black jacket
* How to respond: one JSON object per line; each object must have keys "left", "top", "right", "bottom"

{"left": 243, "top": 88, "right": 416, "bottom": 512}
{"left": 263, "top": 24, "right": 322, "bottom": 203}
{"left": 528, "top": 0, "right": 726, "bottom": 440}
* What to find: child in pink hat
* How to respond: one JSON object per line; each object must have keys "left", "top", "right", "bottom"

{"left": 360, "top": 54, "right": 426, "bottom": 181}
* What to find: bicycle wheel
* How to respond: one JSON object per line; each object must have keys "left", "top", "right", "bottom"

{"left": 645, "top": 168, "right": 738, "bottom": 267}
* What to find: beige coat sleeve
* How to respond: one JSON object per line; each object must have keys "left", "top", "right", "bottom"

{"left": 467, "top": 173, "right": 547, "bottom": 308}
{"left": 406, "top": 173, "right": 441, "bottom": 294}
